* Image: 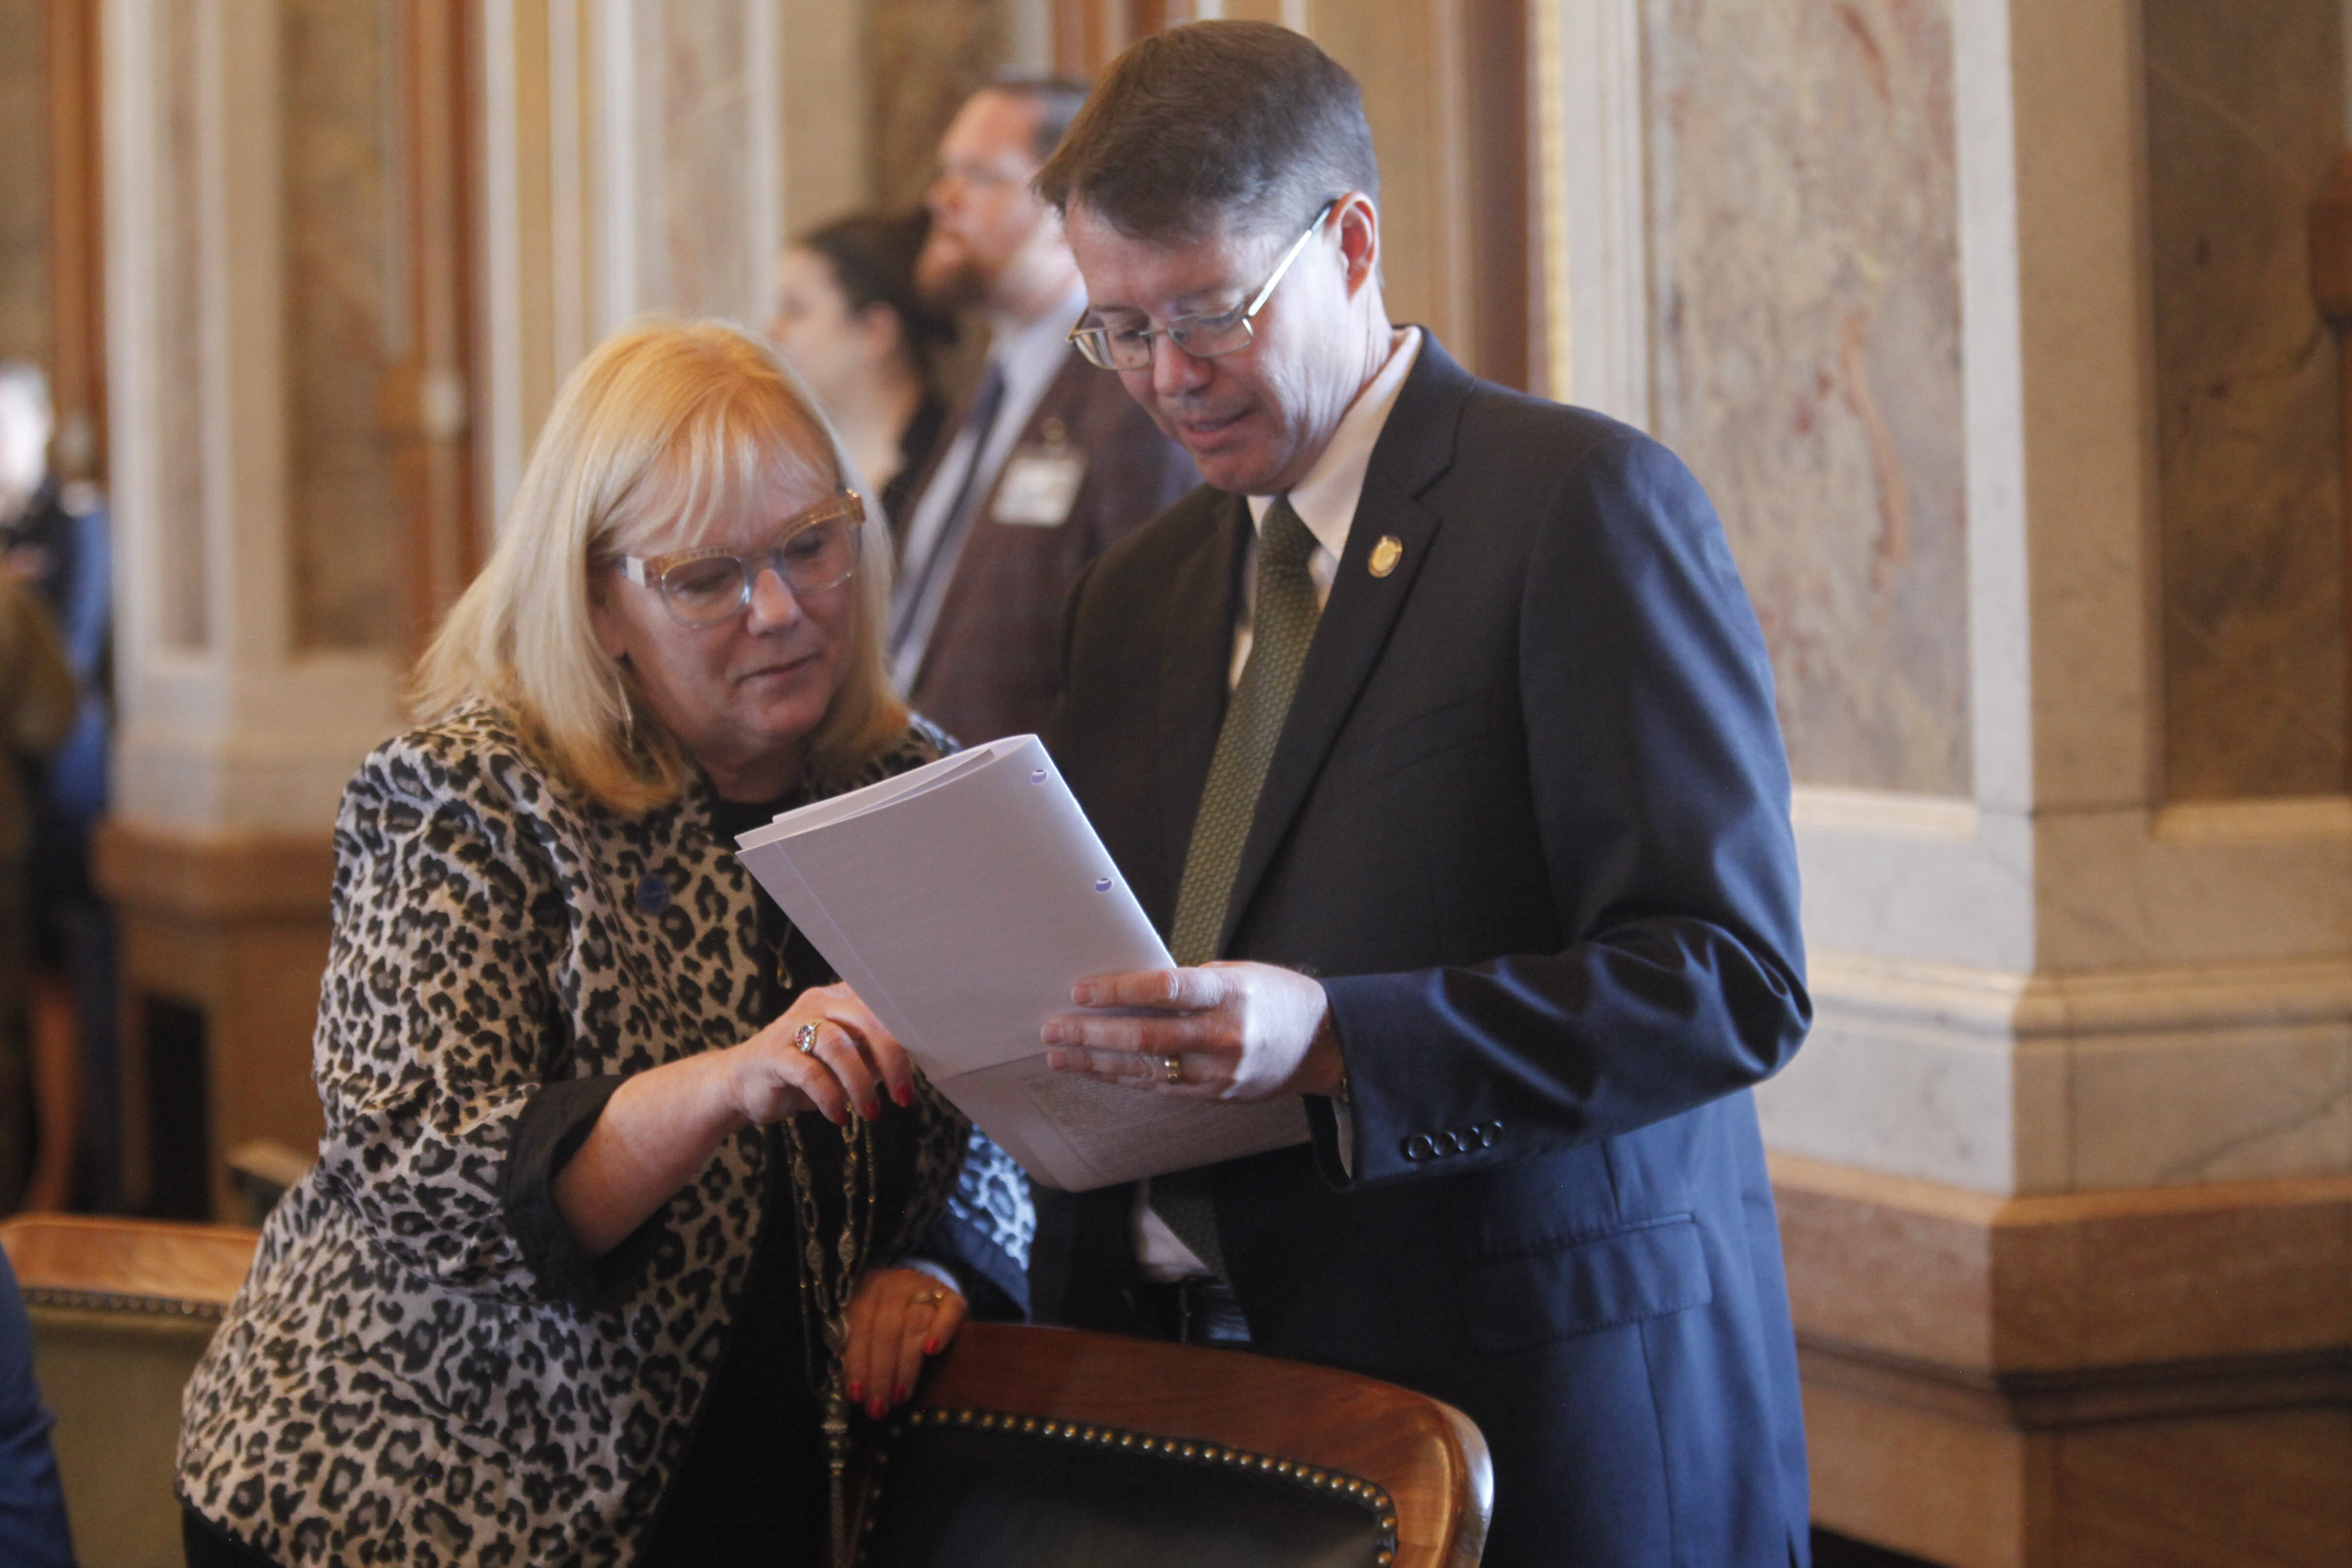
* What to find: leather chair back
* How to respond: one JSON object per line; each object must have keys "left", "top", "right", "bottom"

{"left": 0, "top": 1216, "right": 259, "bottom": 1568}
{"left": 860, "top": 1323, "right": 1491, "bottom": 1568}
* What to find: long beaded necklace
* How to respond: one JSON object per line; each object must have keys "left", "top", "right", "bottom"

{"left": 776, "top": 876, "right": 878, "bottom": 1568}
{"left": 782, "top": 1111, "right": 877, "bottom": 1568}
{"left": 726, "top": 785, "right": 881, "bottom": 1568}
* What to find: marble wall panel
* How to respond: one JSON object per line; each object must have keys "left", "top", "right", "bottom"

{"left": 0, "top": 0, "right": 47, "bottom": 371}
{"left": 659, "top": 3, "right": 758, "bottom": 317}
{"left": 2148, "top": 0, "right": 2347, "bottom": 800}
{"left": 1645, "top": 0, "right": 1971, "bottom": 795}
{"left": 2069, "top": 1026, "right": 2352, "bottom": 1188}
{"left": 869, "top": 0, "right": 1006, "bottom": 210}
{"left": 282, "top": 0, "right": 397, "bottom": 651}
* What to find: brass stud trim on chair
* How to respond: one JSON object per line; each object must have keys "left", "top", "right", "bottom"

{"left": 873, "top": 1406, "right": 1400, "bottom": 1565}
{"left": 19, "top": 1286, "right": 226, "bottom": 1321}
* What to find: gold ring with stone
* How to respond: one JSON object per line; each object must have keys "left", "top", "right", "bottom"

{"left": 911, "top": 1290, "right": 945, "bottom": 1307}
{"left": 1161, "top": 1054, "right": 1183, "bottom": 1084}
{"left": 794, "top": 1022, "right": 820, "bottom": 1055}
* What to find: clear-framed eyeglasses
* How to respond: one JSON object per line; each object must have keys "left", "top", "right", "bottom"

{"left": 619, "top": 491, "right": 865, "bottom": 629}
{"left": 1067, "top": 198, "right": 1340, "bottom": 372}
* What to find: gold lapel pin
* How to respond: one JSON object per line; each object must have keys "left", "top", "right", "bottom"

{"left": 1369, "top": 535, "right": 1404, "bottom": 578}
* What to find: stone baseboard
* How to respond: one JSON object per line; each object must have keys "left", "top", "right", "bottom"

{"left": 1773, "top": 1153, "right": 2352, "bottom": 1567}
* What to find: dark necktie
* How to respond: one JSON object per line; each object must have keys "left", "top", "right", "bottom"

{"left": 1150, "top": 495, "right": 1324, "bottom": 1277}
{"left": 888, "top": 359, "right": 1008, "bottom": 657}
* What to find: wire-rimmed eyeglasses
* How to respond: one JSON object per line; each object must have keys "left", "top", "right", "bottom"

{"left": 1066, "top": 198, "right": 1340, "bottom": 372}
{"left": 619, "top": 492, "right": 865, "bottom": 629}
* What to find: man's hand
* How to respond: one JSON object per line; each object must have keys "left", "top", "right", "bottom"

{"left": 1042, "top": 961, "right": 1344, "bottom": 1100}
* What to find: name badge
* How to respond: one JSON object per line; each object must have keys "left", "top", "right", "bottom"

{"left": 992, "top": 449, "right": 1087, "bottom": 527}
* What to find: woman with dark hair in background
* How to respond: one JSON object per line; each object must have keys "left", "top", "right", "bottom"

{"left": 768, "top": 210, "right": 956, "bottom": 530}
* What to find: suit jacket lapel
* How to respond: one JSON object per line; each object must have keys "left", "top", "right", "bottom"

{"left": 1155, "top": 493, "right": 1250, "bottom": 926}
{"left": 1215, "top": 334, "right": 1476, "bottom": 957}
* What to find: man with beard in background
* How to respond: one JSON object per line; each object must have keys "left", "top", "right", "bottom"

{"left": 888, "top": 79, "right": 1194, "bottom": 746}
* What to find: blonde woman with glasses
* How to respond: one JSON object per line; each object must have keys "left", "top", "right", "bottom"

{"left": 177, "top": 319, "right": 1031, "bottom": 1568}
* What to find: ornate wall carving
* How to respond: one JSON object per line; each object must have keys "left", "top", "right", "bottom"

{"left": 282, "top": 0, "right": 399, "bottom": 651}
{"left": 870, "top": 0, "right": 1007, "bottom": 210}
{"left": 0, "top": 0, "right": 47, "bottom": 369}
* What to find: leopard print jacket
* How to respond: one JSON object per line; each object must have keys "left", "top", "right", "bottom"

{"left": 177, "top": 700, "right": 1028, "bottom": 1566}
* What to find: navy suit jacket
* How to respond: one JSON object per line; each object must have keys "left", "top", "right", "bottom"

{"left": 1039, "top": 336, "right": 1813, "bottom": 1568}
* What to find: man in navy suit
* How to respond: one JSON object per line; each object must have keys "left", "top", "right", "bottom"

{"left": 1029, "top": 22, "right": 1813, "bottom": 1567}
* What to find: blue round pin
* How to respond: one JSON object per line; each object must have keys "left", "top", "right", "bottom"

{"left": 635, "top": 875, "right": 670, "bottom": 914}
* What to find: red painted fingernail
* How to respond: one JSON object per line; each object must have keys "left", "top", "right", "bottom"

{"left": 924, "top": 1338, "right": 939, "bottom": 1356}
{"left": 894, "top": 1082, "right": 915, "bottom": 1107}
{"left": 848, "top": 1381, "right": 864, "bottom": 1403}
{"left": 893, "top": 1384, "right": 909, "bottom": 1404}
{"left": 868, "top": 1397, "right": 886, "bottom": 1420}
{"left": 862, "top": 1099, "right": 881, "bottom": 1121}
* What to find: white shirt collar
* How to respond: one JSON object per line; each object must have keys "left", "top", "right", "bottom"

{"left": 1245, "top": 326, "right": 1422, "bottom": 560}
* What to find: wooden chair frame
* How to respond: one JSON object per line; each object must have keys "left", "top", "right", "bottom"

{"left": 890, "top": 1322, "right": 1492, "bottom": 1568}
{"left": 1, "top": 1214, "right": 260, "bottom": 1315}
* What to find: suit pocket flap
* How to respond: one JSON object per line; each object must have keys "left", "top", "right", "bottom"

{"left": 1466, "top": 1213, "right": 1713, "bottom": 1353}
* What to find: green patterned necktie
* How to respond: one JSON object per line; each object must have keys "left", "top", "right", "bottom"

{"left": 1169, "top": 495, "right": 1325, "bottom": 966}
{"left": 1151, "top": 495, "right": 1324, "bottom": 1281}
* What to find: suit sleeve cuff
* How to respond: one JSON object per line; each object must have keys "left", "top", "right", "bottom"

{"left": 1319, "top": 970, "right": 1518, "bottom": 1187}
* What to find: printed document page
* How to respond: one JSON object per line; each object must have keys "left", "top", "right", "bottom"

{"left": 735, "top": 734, "right": 1308, "bottom": 1189}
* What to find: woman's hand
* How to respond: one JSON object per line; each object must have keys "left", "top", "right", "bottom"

{"left": 727, "top": 983, "right": 919, "bottom": 1127}
{"left": 555, "top": 983, "right": 918, "bottom": 1259}
{"left": 842, "top": 1266, "right": 966, "bottom": 1419}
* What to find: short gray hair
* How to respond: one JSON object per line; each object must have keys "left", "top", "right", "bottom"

{"left": 1035, "top": 21, "right": 1377, "bottom": 244}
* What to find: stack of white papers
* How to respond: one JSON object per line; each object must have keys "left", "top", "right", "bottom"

{"left": 734, "top": 734, "right": 1307, "bottom": 1191}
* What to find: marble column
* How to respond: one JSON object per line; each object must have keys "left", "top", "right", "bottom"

{"left": 478, "top": 0, "right": 869, "bottom": 526}
{"left": 1537, "top": 0, "right": 2352, "bottom": 1562}
{"left": 98, "top": 0, "right": 394, "bottom": 1217}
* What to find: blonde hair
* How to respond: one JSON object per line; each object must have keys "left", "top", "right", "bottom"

{"left": 414, "top": 317, "right": 907, "bottom": 813}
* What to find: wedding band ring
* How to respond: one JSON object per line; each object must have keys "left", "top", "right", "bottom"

{"left": 794, "top": 1022, "right": 820, "bottom": 1055}
{"left": 1161, "top": 1054, "right": 1183, "bottom": 1084}
{"left": 911, "top": 1290, "right": 945, "bottom": 1307}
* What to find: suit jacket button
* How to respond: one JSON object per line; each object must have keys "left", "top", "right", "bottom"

{"left": 1439, "top": 1129, "right": 1466, "bottom": 1155}
{"left": 1403, "top": 1134, "right": 1437, "bottom": 1161}
{"left": 1475, "top": 1123, "right": 1498, "bottom": 1148}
